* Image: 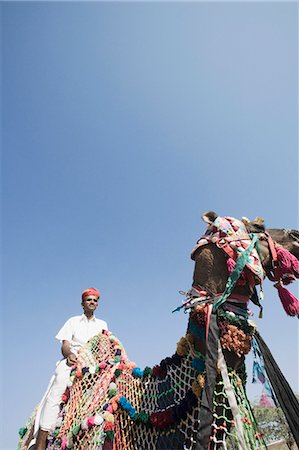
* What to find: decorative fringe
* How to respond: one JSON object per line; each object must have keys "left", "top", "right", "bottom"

{"left": 269, "top": 247, "right": 299, "bottom": 284}
{"left": 276, "top": 247, "right": 299, "bottom": 278}
{"left": 275, "top": 283, "right": 299, "bottom": 317}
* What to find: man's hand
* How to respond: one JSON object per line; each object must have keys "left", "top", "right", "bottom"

{"left": 66, "top": 352, "right": 77, "bottom": 366}
{"left": 62, "top": 340, "right": 77, "bottom": 366}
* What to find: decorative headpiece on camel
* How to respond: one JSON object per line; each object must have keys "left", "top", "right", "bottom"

{"left": 19, "top": 212, "right": 299, "bottom": 450}
{"left": 189, "top": 211, "right": 299, "bottom": 317}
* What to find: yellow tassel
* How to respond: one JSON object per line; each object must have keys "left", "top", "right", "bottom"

{"left": 197, "top": 374, "right": 205, "bottom": 388}
{"left": 176, "top": 337, "right": 189, "bottom": 356}
{"left": 192, "top": 380, "right": 202, "bottom": 397}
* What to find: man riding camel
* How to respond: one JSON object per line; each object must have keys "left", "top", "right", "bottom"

{"left": 30, "top": 288, "right": 108, "bottom": 450}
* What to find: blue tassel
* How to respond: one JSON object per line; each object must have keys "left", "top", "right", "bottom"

{"left": 132, "top": 367, "right": 144, "bottom": 378}
{"left": 192, "top": 358, "right": 205, "bottom": 373}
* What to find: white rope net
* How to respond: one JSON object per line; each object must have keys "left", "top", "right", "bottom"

{"left": 18, "top": 329, "right": 266, "bottom": 450}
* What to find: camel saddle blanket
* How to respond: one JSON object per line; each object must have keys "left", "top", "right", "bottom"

{"left": 191, "top": 216, "right": 264, "bottom": 284}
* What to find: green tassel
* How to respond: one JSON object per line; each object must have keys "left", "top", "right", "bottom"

{"left": 108, "top": 388, "right": 117, "bottom": 398}
{"left": 105, "top": 431, "right": 115, "bottom": 441}
{"left": 114, "top": 368, "right": 122, "bottom": 378}
{"left": 18, "top": 427, "right": 27, "bottom": 438}
{"left": 72, "top": 425, "right": 81, "bottom": 436}
{"left": 259, "top": 306, "right": 263, "bottom": 319}
{"left": 143, "top": 366, "right": 153, "bottom": 378}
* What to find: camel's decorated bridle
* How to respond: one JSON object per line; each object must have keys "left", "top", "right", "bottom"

{"left": 174, "top": 216, "right": 299, "bottom": 317}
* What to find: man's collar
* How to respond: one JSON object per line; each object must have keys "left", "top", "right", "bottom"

{"left": 81, "top": 314, "right": 96, "bottom": 322}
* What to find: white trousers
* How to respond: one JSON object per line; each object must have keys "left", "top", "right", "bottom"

{"left": 36, "top": 359, "right": 71, "bottom": 432}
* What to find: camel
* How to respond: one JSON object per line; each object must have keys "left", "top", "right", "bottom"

{"left": 19, "top": 212, "right": 299, "bottom": 450}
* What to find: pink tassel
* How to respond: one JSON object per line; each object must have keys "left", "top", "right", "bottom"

{"left": 275, "top": 284, "right": 299, "bottom": 316}
{"left": 276, "top": 247, "right": 299, "bottom": 278}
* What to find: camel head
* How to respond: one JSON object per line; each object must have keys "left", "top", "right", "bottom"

{"left": 191, "top": 211, "right": 299, "bottom": 302}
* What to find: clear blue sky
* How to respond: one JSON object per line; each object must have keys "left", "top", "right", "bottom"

{"left": 1, "top": 2, "right": 298, "bottom": 449}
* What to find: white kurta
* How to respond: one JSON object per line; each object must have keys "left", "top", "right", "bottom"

{"left": 55, "top": 314, "right": 108, "bottom": 356}
{"left": 35, "top": 314, "right": 108, "bottom": 434}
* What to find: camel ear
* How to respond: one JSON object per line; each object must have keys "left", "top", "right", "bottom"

{"left": 253, "top": 217, "right": 265, "bottom": 226}
{"left": 202, "top": 211, "right": 218, "bottom": 225}
{"left": 242, "top": 217, "right": 250, "bottom": 225}
{"left": 245, "top": 216, "right": 266, "bottom": 233}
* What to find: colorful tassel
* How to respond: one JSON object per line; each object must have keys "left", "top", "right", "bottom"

{"left": 276, "top": 247, "right": 299, "bottom": 277}
{"left": 275, "top": 283, "right": 299, "bottom": 316}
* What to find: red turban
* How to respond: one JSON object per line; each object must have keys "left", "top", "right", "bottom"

{"left": 82, "top": 288, "right": 100, "bottom": 300}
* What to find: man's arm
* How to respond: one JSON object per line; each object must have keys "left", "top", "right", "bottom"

{"left": 61, "top": 340, "right": 77, "bottom": 366}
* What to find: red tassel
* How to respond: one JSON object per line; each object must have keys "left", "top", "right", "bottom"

{"left": 275, "top": 284, "right": 299, "bottom": 316}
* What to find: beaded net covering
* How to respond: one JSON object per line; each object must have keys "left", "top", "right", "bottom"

{"left": 18, "top": 323, "right": 266, "bottom": 450}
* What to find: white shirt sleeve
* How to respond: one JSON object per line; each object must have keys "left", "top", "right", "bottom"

{"left": 101, "top": 320, "right": 108, "bottom": 331}
{"left": 55, "top": 318, "right": 74, "bottom": 342}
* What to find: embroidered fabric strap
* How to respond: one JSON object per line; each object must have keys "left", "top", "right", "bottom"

{"left": 227, "top": 294, "right": 249, "bottom": 303}
{"left": 217, "top": 343, "right": 247, "bottom": 450}
{"left": 222, "top": 302, "right": 249, "bottom": 318}
{"left": 213, "top": 234, "right": 258, "bottom": 311}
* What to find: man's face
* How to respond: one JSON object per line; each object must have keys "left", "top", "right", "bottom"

{"left": 82, "top": 295, "right": 99, "bottom": 314}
